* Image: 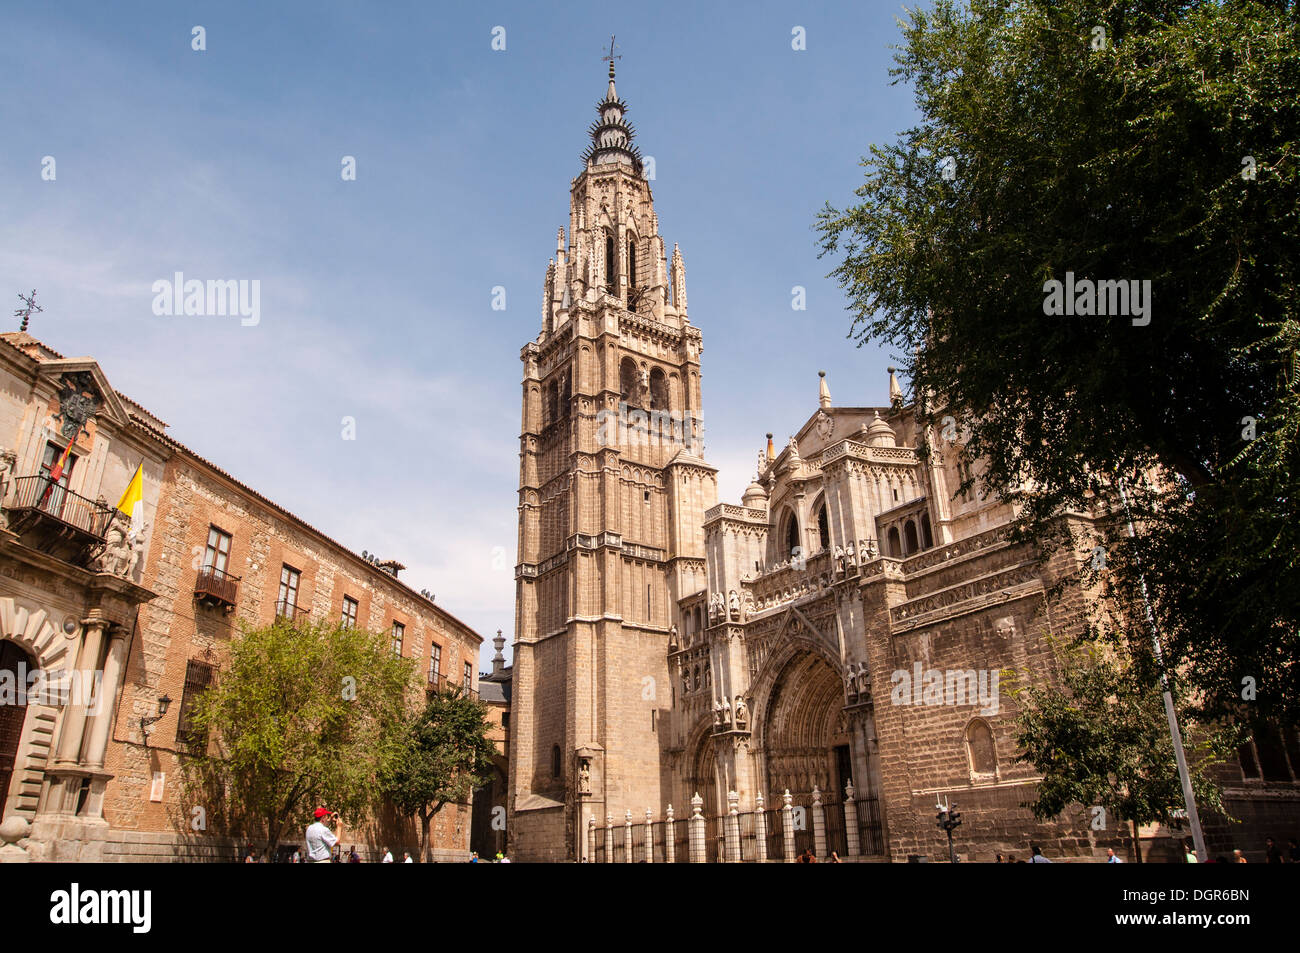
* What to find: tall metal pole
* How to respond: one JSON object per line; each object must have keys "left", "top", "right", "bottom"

{"left": 1117, "top": 478, "right": 1207, "bottom": 862}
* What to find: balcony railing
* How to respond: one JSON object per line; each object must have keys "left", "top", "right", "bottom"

{"left": 194, "top": 565, "right": 240, "bottom": 610}
{"left": 426, "top": 671, "right": 478, "bottom": 700}
{"left": 4, "top": 474, "right": 114, "bottom": 547}
{"left": 274, "top": 600, "right": 309, "bottom": 622}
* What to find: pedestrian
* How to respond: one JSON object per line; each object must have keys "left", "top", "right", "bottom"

{"left": 1266, "top": 837, "right": 1284, "bottom": 863}
{"left": 1029, "top": 845, "right": 1052, "bottom": 863}
{"left": 1288, "top": 839, "right": 1299, "bottom": 863}
{"left": 995, "top": 853, "right": 1004, "bottom": 863}
{"left": 1185, "top": 842, "right": 1198, "bottom": 863}
{"left": 382, "top": 846, "right": 394, "bottom": 864}
{"left": 828, "top": 851, "right": 841, "bottom": 863}
{"left": 469, "top": 851, "right": 479, "bottom": 863}
{"left": 306, "top": 807, "right": 341, "bottom": 864}
{"left": 291, "top": 849, "right": 301, "bottom": 864}
{"left": 403, "top": 852, "right": 413, "bottom": 863}
{"left": 1106, "top": 848, "right": 1122, "bottom": 864}
{"left": 499, "top": 854, "right": 511, "bottom": 864}
{"left": 1233, "top": 849, "right": 1247, "bottom": 863}
{"left": 348, "top": 845, "right": 361, "bottom": 863}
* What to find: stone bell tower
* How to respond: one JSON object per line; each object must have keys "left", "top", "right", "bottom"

{"left": 508, "top": 58, "right": 717, "bottom": 861}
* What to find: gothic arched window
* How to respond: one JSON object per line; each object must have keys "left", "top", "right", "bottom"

{"left": 605, "top": 230, "right": 616, "bottom": 292}
{"left": 546, "top": 380, "right": 559, "bottom": 425}
{"left": 561, "top": 372, "right": 571, "bottom": 415}
{"left": 921, "top": 512, "right": 933, "bottom": 549}
{"left": 627, "top": 238, "right": 637, "bottom": 289}
{"left": 966, "top": 720, "right": 997, "bottom": 777}
{"left": 552, "top": 744, "right": 563, "bottom": 779}
{"left": 784, "top": 511, "right": 800, "bottom": 558}
{"left": 649, "top": 367, "right": 668, "bottom": 412}
{"left": 816, "top": 502, "right": 830, "bottom": 551}
{"left": 904, "top": 520, "right": 919, "bottom": 556}
{"left": 620, "top": 357, "right": 639, "bottom": 408}
{"left": 887, "top": 526, "right": 902, "bottom": 558}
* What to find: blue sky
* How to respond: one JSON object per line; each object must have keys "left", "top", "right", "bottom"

{"left": 1, "top": 1, "right": 919, "bottom": 668}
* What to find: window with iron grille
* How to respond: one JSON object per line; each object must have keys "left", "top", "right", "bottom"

{"left": 463, "top": 661, "right": 472, "bottom": 693}
{"left": 428, "top": 643, "right": 441, "bottom": 683}
{"left": 177, "top": 659, "right": 215, "bottom": 749}
{"left": 341, "top": 596, "right": 358, "bottom": 629}
{"left": 392, "top": 621, "right": 405, "bottom": 658}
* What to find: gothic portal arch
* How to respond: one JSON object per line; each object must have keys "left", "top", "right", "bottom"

{"left": 749, "top": 633, "right": 849, "bottom": 809}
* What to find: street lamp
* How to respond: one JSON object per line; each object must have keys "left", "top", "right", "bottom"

{"left": 936, "top": 797, "right": 962, "bottom": 863}
{"left": 140, "top": 694, "right": 172, "bottom": 747}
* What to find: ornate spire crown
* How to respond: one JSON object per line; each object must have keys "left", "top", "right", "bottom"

{"left": 582, "top": 39, "right": 643, "bottom": 173}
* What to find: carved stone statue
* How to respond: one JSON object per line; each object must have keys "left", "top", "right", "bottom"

{"left": 669, "top": 624, "right": 679, "bottom": 651}
{"left": 128, "top": 524, "right": 149, "bottom": 579}
{"left": 94, "top": 518, "right": 133, "bottom": 576}
{"left": 578, "top": 759, "right": 592, "bottom": 794}
{"left": 721, "top": 697, "right": 732, "bottom": 726}
{"left": 834, "top": 545, "right": 845, "bottom": 573}
{"left": 0, "top": 448, "right": 16, "bottom": 530}
{"left": 709, "top": 591, "right": 724, "bottom": 623}
{"left": 728, "top": 589, "right": 740, "bottom": 620}
{"left": 714, "top": 699, "right": 724, "bottom": 726}
{"left": 733, "top": 696, "right": 748, "bottom": 730}
{"left": 861, "top": 538, "right": 876, "bottom": 559}
{"left": 845, "top": 541, "right": 856, "bottom": 566}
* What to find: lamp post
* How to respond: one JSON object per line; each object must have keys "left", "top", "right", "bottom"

{"left": 936, "top": 797, "right": 962, "bottom": 863}
{"left": 140, "top": 694, "right": 172, "bottom": 747}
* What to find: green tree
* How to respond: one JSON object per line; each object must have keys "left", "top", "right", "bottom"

{"left": 816, "top": 0, "right": 1299, "bottom": 728}
{"left": 180, "top": 618, "right": 414, "bottom": 858}
{"left": 379, "top": 686, "right": 497, "bottom": 862}
{"left": 1012, "top": 631, "right": 1239, "bottom": 861}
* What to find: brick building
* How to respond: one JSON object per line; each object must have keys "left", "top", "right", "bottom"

{"left": 0, "top": 330, "right": 484, "bottom": 862}
{"left": 507, "top": 67, "right": 1300, "bottom": 863}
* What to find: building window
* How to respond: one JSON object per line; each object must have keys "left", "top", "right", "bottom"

{"left": 649, "top": 367, "right": 668, "bottom": 411}
{"left": 429, "top": 643, "right": 442, "bottom": 684}
{"left": 502, "top": 712, "right": 509, "bottom": 731}
{"left": 552, "top": 744, "right": 563, "bottom": 779}
{"left": 785, "top": 512, "right": 800, "bottom": 558}
{"left": 203, "top": 526, "right": 232, "bottom": 573}
{"left": 627, "top": 238, "right": 637, "bottom": 288}
{"left": 391, "top": 621, "right": 405, "bottom": 658}
{"left": 177, "top": 659, "right": 215, "bottom": 748}
{"left": 921, "top": 512, "right": 934, "bottom": 549}
{"left": 341, "top": 596, "right": 358, "bottom": 629}
{"left": 817, "top": 503, "right": 829, "bottom": 551}
{"left": 37, "top": 440, "right": 78, "bottom": 515}
{"left": 904, "top": 519, "right": 919, "bottom": 556}
{"left": 463, "top": 661, "right": 473, "bottom": 693}
{"left": 605, "top": 230, "right": 616, "bottom": 290}
{"left": 276, "top": 565, "right": 300, "bottom": 618}
{"left": 887, "top": 526, "right": 902, "bottom": 558}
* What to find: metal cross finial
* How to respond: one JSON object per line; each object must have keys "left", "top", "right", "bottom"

{"left": 15, "top": 289, "right": 42, "bottom": 332}
{"left": 602, "top": 34, "right": 621, "bottom": 74}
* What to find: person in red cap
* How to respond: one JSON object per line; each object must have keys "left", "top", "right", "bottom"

{"left": 306, "top": 807, "right": 342, "bottom": 864}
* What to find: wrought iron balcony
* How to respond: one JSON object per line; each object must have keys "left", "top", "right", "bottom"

{"left": 274, "top": 600, "right": 309, "bottom": 622}
{"left": 3, "top": 474, "right": 114, "bottom": 561}
{"left": 426, "top": 671, "right": 478, "bottom": 700}
{"left": 194, "top": 565, "right": 240, "bottom": 610}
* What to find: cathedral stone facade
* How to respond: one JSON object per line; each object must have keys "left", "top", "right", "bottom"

{"left": 508, "top": 68, "right": 1300, "bottom": 864}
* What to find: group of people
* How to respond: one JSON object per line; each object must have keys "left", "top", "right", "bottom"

{"left": 990, "top": 836, "right": 1300, "bottom": 864}
{"left": 238, "top": 806, "right": 420, "bottom": 863}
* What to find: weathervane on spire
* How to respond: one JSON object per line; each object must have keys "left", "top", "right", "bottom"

{"left": 14, "top": 289, "right": 42, "bottom": 332}
{"left": 602, "top": 34, "right": 621, "bottom": 77}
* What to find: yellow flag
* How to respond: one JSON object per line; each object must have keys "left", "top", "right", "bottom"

{"left": 116, "top": 463, "right": 144, "bottom": 535}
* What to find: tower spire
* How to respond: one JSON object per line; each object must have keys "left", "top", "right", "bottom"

{"left": 583, "top": 37, "right": 642, "bottom": 173}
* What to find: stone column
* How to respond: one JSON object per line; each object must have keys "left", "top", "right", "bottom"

{"left": 624, "top": 809, "right": 633, "bottom": 863}
{"left": 665, "top": 805, "right": 676, "bottom": 863}
{"left": 81, "top": 629, "right": 128, "bottom": 770}
{"left": 53, "top": 617, "right": 107, "bottom": 768}
{"left": 755, "top": 793, "right": 768, "bottom": 862}
{"left": 724, "top": 789, "right": 740, "bottom": 863}
{"left": 689, "top": 792, "right": 705, "bottom": 863}
{"left": 604, "top": 814, "right": 613, "bottom": 864}
{"left": 812, "top": 785, "right": 827, "bottom": 859}
{"left": 645, "top": 809, "right": 654, "bottom": 863}
{"left": 781, "top": 789, "right": 795, "bottom": 862}
{"left": 587, "top": 816, "right": 596, "bottom": 863}
{"left": 844, "top": 781, "right": 861, "bottom": 858}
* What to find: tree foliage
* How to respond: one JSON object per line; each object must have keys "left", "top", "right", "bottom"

{"left": 816, "top": 0, "right": 1299, "bottom": 727}
{"left": 1012, "top": 631, "right": 1239, "bottom": 856}
{"left": 379, "top": 686, "right": 497, "bottom": 862}
{"left": 179, "top": 618, "right": 414, "bottom": 857}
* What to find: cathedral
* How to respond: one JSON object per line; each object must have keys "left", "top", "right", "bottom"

{"left": 507, "top": 65, "right": 1298, "bottom": 863}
